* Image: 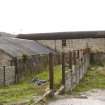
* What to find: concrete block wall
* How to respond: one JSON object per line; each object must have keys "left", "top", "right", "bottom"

{"left": 5, "top": 66, "right": 15, "bottom": 85}
{"left": 65, "top": 52, "right": 90, "bottom": 92}
{"left": 0, "top": 67, "right": 4, "bottom": 85}
{"left": 0, "top": 66, "right": 15, "bottom": 85}
{"left": 38, "top": 38, "right": 105, "bottom": 52}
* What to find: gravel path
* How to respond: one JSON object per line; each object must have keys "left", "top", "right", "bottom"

{"left": 48, "top": 89, "right": 105, "bottom": 105}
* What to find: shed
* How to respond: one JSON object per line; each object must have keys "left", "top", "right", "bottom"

{"left": 0, "top": 37, "right": 56, "bottom": 84}
{"left": 0, "top": 37, "right": 55, "bottom": 74}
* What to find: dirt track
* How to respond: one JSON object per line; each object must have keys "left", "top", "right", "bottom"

{"left": 48, "top": 89, "right": 105, "bottom": 105}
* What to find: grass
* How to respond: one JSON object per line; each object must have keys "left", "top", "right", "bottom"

{"left": 54, "top": 65, "right": 62, "bottom": 88}
{"left": 73, "top": 65, "right": 105, "bottom": 93}
{"left": 0, "top": 81, "right": 47, "bottom": 104}
{"left": 1, "top": 64, "right": 105, "bottom": 104}
{"left": 36, "top": 65, "right": 62, "bottom": 88}
{"left": 0, "top": 65, "right": 62, "bottom": 104}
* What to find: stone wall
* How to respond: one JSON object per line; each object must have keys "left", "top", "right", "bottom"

{"left": 91, "top": 52, "right": 105, "bottom": 65}
{"left": 65, "top": 50, "right": 90, "bottom": 92}
{"left": 0, "top": 50, "right": 12, "bottom": 66}
{"left": 38, "top": 38, "right": 105, "bottom": 52}
{"left": 0, "top": 67, "right": 4, "bottom": 85}
{"left": 0, "top": 66, "right": 15, "bottom": 85}
{"left": 16, "top": 55, "right": 48, "bottom": 72}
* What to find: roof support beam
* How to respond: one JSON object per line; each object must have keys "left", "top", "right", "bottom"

{"left": 17, "top": 31, "right": 105, "bottom": 40}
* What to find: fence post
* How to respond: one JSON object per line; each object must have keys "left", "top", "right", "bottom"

{"left": 3, "top": 66, "right": 5, "bottom": 86}
{"left": 81, "top": 49, "right": 84, "bottom": 79}
{"left": 62, "top": 40, "right": 66, "bottom": 89}
{"left": 77, "top": 50, "right": 79, "bottom": 59}
{"left": 87, "top": 48, "right": 90, "bottom": 66}
{"left": 70, "top": 51, "right": 73, "bottom": 91}
{"left": 77, "top": 50, "right": 80, "bottom": 83}
{"left": 14, "top": 57, "right": 18, "bottom": 83}
{"left": 75, "top": 50, "right": 78, "bottom": 84}
{"left": 73, "top": 50, "right": 77, "bottom": 86}
{"left": 79, "top": 49, "right": 82, "bottom": 79}
{"left": 49, "top": 53, "right": 54, "bottom": 96}
{"left": 78, "top": 50, "right": 81, "bottom": 80}
{"left": 62, "top": 52, "right": 66, "bottom": 87}
{"left": 69, "top": 51, "right": 72, "bottom": 69}
{"left": 83, "top": 49, "right": 86, "bottom": 74}
{"left": 73, "top": 50, "right": 76, "bottom": 65}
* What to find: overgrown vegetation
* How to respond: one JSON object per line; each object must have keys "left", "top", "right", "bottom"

{"left": 0, "top": 80, "right": 49, "bottom": 104}
{"left": 36, "top": 65, "right": 62, "bottom": 88}
{"left": 0, "top": 65, "right": 62, "bottom": 104}
{"left": 2, "top": 63, "right": 105, "bottom": 104}
{"left": 73, "top": 65, "right": 105, "bottom": 93}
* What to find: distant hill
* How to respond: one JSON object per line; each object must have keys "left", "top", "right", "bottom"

{"left": 0, "top": 32, "right": 16, "bottom": 37}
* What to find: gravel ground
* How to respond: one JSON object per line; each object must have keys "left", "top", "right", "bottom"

{"left": 48, "top": 89, "right": 105, "bottom": 105}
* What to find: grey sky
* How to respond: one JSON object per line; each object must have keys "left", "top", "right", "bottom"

{"left": 0, "top": 0, "right": 105, "bottom": 34}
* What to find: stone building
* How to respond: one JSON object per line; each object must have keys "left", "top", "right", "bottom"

{"left": 0, "top": 37, "right": 54, "bottom": 77}
{"left": 0, "top": 37, "right": 56, "bottom": 85}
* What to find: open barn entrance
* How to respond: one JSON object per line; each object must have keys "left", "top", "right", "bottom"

{"left": 17, "top": 31, "right": 105, "bottom": 99}
{"left": 48, "top": 38, "right": 105, "bottom": 96}
{"left": 48, "top": 39, "right": 90, "bottom": 95}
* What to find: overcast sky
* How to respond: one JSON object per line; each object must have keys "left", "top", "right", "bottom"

{"left": 0, "top": 0, "right": 105, "bottom": 34}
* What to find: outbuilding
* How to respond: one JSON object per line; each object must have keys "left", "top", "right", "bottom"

{"left": 0, "top": 37, "right": 54, "bottom": 83}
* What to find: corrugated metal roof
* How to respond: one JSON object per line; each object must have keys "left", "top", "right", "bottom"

{"left": 17, "top": 31, "right": 105, "bottom": 40}
{"left": 0, "top": 37, "right": 54, "bottom": 57}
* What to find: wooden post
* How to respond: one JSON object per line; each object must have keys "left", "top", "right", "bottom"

{"left": 75, "top": 50, "right": 78, "bottom": 84}
{"left": 78, "top": 50, "right": 81, "bottom": 80}
{"left": 81, "top": 49, "right": 84, "bottom": 79}
{"left": 49, "top": 53, "right": 54, "bottom": 92}
{"left": 62, "top": 52, "right": 65, "bottom": 86}
{"left": 54, "top": 40, "right": 57, "bottom": 51}
{"left": 3, "top": 66, "right": 5, "bottom": 86}
{"left": 77, "top": 50, "right": 79, "bottom": 59}
{"left": 72, "top": 50, "right": 76, "bottom": 65}
{"left": 73, "top": 51, "right": 77, "bottom": 84}
{"left": 69, "top": 51, "right": 72, "bottom": 69}
{"left": 61, "top": 40, "right": 66, "bottom": 86}
{"left": 70, "top": 51, "right": 73, "bottom": 91}
{"left": 14, "top": 57, "right": 18, "bottom": 83}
